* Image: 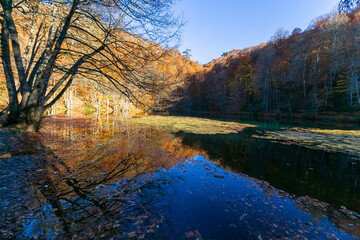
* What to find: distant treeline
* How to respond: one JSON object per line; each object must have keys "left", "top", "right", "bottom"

{"left": 175, "top": 8, "right": 360, "bottom": 118}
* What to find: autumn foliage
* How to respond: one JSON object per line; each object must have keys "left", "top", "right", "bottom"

{"left": 176, "top": 8, "right": 360, "bottom": 119}
{"left": 2, "top": 3, "right": 360, "bottom": 121}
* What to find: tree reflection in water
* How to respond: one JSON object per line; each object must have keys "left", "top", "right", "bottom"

{"left": 2, "top": 117, "right": 360, "bottom": 239}
{"left": 18, "top": 117, "right": 203, "bottom": 239}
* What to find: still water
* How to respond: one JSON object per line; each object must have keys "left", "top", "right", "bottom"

{"left": 0, "top": 117, "right": 359, "bottom": 239}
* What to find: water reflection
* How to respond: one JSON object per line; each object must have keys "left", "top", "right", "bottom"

{"left": 0, "top": 117, "right": 359, "bottom": 239}
{"left": 178, "top": 130, "right": 360, "bottom": 212}
{"left": 0, "top": 117, "right": 204, "bottom": 239}
{"left": 160, "top": 156, "right": 360, "bottom": 239}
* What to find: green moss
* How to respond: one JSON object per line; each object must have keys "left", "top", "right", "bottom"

{"left": 130, "top": 116, "right": 257, "bottom": 135}
{"left": 85, "top": 105, "right": 96, "bottom": 115}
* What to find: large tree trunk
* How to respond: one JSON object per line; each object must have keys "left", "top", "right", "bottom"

{"left": 4, "top": 104, "right": 45, "bottom": 132}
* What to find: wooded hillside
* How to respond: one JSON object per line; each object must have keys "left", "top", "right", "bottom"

{"left": 176, "top": 8, "right": 360, "bottom": 120}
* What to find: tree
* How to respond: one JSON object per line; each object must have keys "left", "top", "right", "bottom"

{"left": 182, "top": 48, "right": 192, "bottom": 61}
{"left": 0, "top": 0, "right": 182, "bottom": 131}
{"left": 339, "top": 0, "right": 360, "bottom": 12}
{"left": 270, "top": 28, "right": 289, "bottom": 42}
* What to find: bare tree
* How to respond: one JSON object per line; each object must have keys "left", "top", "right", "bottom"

{"left": 0, "top": 0, "right": 182, "bottom": 131}
{"left": 339, "top": 0, "right": 360, "bottom": 12}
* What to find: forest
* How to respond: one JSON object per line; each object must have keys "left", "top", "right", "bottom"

{"left": 176, "top": 7, "right": 360, "bottom": 121}
{"left": 0, "top": 0, "right": 201, "bottom": 131}
{"left": 1, "top": 2, "right": 360, "bottom": 124}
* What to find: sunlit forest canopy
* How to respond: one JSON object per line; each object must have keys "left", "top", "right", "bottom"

{"left": 0, "top": 0, "right": 187, "bottom": 131}
{"left": 175, "top": 5, "right": 360, "bottom": 119}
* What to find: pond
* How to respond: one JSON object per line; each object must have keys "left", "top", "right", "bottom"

{"left": 0, "top": 117, "right": 359, "bottom": 239}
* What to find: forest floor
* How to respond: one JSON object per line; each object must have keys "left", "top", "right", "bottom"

{"left": 0, "top": 129, "right": 38, "bottom": 239}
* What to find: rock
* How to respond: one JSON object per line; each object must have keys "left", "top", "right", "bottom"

{"left": 213, "top": 174, "right": 224, "bottom": 178}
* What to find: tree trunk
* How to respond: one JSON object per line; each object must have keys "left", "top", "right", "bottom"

{"left": 356, "top": 72, "right": 360, "bottom": 106}
{"left": 4, "top": 104, "right": 44, "bottom": 132}
{"left": 302, "top": 59, "right": 307, "bottom": 99}
{"left": 265, "top": 68, "right": 270, "bottom": 113}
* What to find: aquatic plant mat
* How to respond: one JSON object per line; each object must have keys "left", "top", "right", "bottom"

{"left": 131, "top": 116, "right": 256, "bottom": 135}
{"left": 254, "top": 128, "right": 360, "bottom": 157}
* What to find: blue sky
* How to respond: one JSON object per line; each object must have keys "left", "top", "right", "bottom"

{"left": 174, "top": 0, "right": 340, "bottom": 64}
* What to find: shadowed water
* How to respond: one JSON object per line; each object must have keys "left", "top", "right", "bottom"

{"left": 0, "top": 117, "right": 359, "bottom": 239}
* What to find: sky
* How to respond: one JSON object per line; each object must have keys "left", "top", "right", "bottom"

{"left": 174, "top": 0, "right": 340, "bottom": 64}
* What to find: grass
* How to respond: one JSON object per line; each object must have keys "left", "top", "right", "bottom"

{"left": 130, "top": 115, "right": 257, "bottom": 135}
{"left": 294, "top": 128, "right": 360, "bottom": 136}
{"left": 254, "top": 127, "right": 360, "bottom": 156}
